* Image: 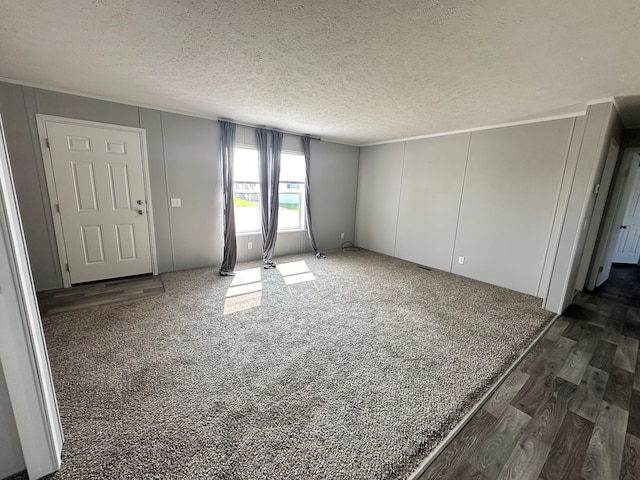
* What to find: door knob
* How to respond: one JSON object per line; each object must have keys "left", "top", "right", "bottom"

{"left": 621, "top": 225, "right": 628, "bottom": 229}
{"left": 137, "top": 200, "right": 144, "bottom": 205}
{"left": 137, "top": 209, "right": 145, "bottom": 215}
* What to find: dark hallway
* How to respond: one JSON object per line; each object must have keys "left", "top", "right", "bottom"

{"left": 591, "top": 264, "right": 640, "bottom": 308}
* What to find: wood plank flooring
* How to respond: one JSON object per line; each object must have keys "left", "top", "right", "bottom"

{"left": 37, "top": 274, "right": 164, "bottom": 316}
{"left": 417, "top": 290, "right": 640, "bottom": 480}
{"left": 592, "top": 264, "right": 640, "bottom": 308}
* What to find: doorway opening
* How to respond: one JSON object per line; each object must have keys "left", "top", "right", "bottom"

{"left": 586, "top": 147, "right": 640, "bottom": 306}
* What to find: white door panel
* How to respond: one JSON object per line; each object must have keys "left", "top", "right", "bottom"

{"left": 45, "top": 121, "right": 152, "bottom": 283}
{"left": 613, "top": 160, "right": 640, "bottom": 265}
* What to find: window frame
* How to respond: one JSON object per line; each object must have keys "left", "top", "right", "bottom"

{"left": 232, "top": 146, "right": 306, "bottom": 235}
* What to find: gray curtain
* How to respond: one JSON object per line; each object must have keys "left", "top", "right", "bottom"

{"left": 302, "top": 136, "right": 323, "bottom": 258}
{"left": 256, "top": 128, "right": 269, "bottom": 245}
{"left": 266, "top": 131, "right": 283, "bottom": 265}
{"left": 219, "top": 121, "right": 237, "bottom": 275}
{"left": 258, "top": 130, "right": 282, "bottom": 267}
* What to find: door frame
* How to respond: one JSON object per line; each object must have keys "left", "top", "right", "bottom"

{"left": 574, "top": 136, "right": 620, "bottom": 290}
{"left": 36, "top": 115, "right": 158, "bottom": 287}
{"left": 0, "top": 114, "right": 63, "bottom": 478}
{"left": 611, "top": 150, "right": 640, "bottom": 265}
{"left": 587, "top": 148, "right": 640, "bottom": 289}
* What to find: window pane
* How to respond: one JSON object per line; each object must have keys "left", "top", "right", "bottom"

{"left": 231, "top": 149, "right": 305, "bottom": 232}
{"left": 280, "top": 153, "right": 305, "bottom": 182}
{"left": 234, "top": 182, "right": 260, "bottom": 232}
{"left": 234, "top": 147, "right": 259, "bottom": 182}
{"left": 278, "top": 182, "right": 303, "bottom": 230}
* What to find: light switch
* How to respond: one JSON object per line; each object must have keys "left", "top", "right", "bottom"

{"left": 171, "top": 198, "right": 182, "bottom": 208}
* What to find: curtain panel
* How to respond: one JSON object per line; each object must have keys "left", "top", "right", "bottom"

{"left": 302, "top": 136, "right": 323, "bottom": 258}
{"left": 219, "top": 121, "right": 237, "bottom": 275}
{"left": 257, "top": 128, "right": 282, "bottom": 267}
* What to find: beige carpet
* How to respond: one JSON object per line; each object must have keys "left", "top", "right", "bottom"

{"left": 38, "top": 249, "right": 554, "bottom": 479}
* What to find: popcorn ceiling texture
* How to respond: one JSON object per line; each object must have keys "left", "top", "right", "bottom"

{"left": 0, "top": 1, "right": 639, "bottom": 144}
{"left": 40, "top": 250, "right": 553, "bottom": 479}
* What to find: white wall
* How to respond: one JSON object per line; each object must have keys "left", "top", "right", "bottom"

{"left": 356, "top": 117, "right": 577, "bottom": 300}
{"left": 545, "top": 103, "right": 624, "bottom": 313}
{"left": 0, "top": 82, "right": 360, "bottom": 289}
{"left": 0, "top": 362, "right": 24, "bottom": 478}
{"left": 0, "top": 112, "right": 62, "bottom": 478}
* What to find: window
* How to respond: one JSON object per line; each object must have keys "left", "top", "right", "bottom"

{"left": 233, "top": 147, "right": 260, "bottom": 233}
{"left": 233, "top": 147, "right": 305, "bottom": 233}
{"left": 278, "top": 152, "right": 305, "bottom": 231}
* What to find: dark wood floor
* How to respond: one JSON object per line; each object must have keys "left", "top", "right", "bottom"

{"left": 37, "top": 274, "right": 164, "bottom": 316}
{"left": 417, "top": 267, "right": 640, "bottom": 480}
{"left": 591, "top": 264, "right": 640, "bottom": 308}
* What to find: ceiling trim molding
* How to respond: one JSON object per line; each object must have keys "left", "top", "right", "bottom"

{"left": 2, "top": 77, "right": 615, "bottom": 148}
{"left": 0, "top": 76, "right": 353, "bottom": 145}
{"left": 586, "top": 96, "right": 616, "bottom": 106}
{"left": 361, "top": 110, "right": 588, "bottom": 147}
{"left": 0, "top": 76, "right": 225, "bottom": 122}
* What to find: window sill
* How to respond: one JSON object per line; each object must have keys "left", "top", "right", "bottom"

{"left": 236, "top": 229, "right": 307, "bottom": 237}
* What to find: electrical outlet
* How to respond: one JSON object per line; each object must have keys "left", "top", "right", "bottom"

{"left": 341, "top": 232, "right": 344, "bottom": 239}
{"left": 458, "top": 256, "right": 465, "bottom": 264}
{"left": 247, "top": 242, "right": 253, "bottom": 250}
{"left": 170, "top": 198, "right": 181, "bottom": 208}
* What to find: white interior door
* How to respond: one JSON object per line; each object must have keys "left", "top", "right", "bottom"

{"left": 43, "top": 120, "right": 152, "bottom": 284}
{"left": 613, "top": 156, "right": 640, "bottom": 265}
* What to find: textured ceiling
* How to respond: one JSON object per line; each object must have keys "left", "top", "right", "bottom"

{"left": 1, "top": 1, "right": 640, "bottom": 145}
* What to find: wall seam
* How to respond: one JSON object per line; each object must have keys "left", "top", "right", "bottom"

{"left": 392, "top": 142, "right": 407, "bottom": 256}
{"left": 353, "top": 146, "right": 363, "bottom": 246}
{"left": 449, "top": 133, "right": 473, "bottom": 272}
{"left": 352, "top": 145, "right": 360, "bottom": 243}
{"left": 159, "top": 112, "right": 176, "bottom": 271}
{"left": 536, "top": 118, "right": 577, "bottom": 297}
{"left": 543, "top": 113, "right": 589, "bottom": 310}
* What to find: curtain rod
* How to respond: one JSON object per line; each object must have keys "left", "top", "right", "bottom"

{"left": 218, "top": 119, "right": 321, "bottom": 141}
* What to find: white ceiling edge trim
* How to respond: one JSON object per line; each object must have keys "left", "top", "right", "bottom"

{"left": 587, "top": 96, "right": 616, "bottom": 106}
{"left": 1, "top": 76, "right": 621, "bottom": 148}
{"left": 0, "top": 76, "right": 224, "bottom": 122}
{"left": 361, "top": 110, "right": 588, "bottom": 147}
{"left": 589, "top": 96, "right": 621, "bottom": 117}
{"left": 0, "top": 76, "right": 364, "bottom": 147}
{"left": 590, "top": 96, "right": 640, "bottom": 129}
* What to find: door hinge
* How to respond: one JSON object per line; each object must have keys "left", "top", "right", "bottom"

{"left": 598, "top": 266, "right": 604, "bottom": 273}
{"left": 45, "top": 138, "right": 50, "bottom": 148}
{"left": 594, "top": 183, "right": 600, "bottom": 195}
{"left": 55, "top": 203, "right": 60, "bottom": 213}
{"left": 65, "top": 263, "right": 69, "bottom": 272}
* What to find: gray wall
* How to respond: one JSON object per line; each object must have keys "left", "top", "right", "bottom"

{"left": 395, "top": 134, "right": 470, "bottom": 272}
{"left": 0, "top": 81, "right": 359, "bottom": 290}
{"left": 356, "top": 117, "right": 578, "bottom": 300}
{"left": 355, "top": 142, "right": 405, "bottom": 256}
{"left": 451, "top": 120, "right": 574, "bottom": 295}
{"left": 0, "top": 362, "right": 24, "bottom": 478}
